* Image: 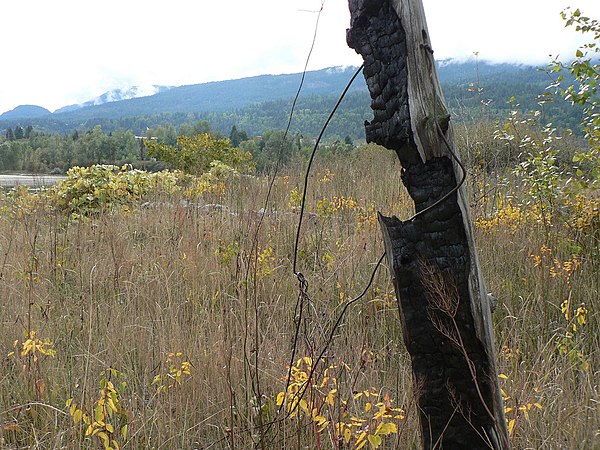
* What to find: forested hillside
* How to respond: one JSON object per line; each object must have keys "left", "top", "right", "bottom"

{"left": 0, "top": 61, "right": 582, "bottom": 140}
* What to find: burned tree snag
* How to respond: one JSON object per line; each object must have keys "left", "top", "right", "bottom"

{"left": 347, "top": 1, "right": 510, "bottom": 449}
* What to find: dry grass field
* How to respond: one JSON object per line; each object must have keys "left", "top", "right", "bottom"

{"left": 0, "top": 140, "right": 598, "bottom": 449}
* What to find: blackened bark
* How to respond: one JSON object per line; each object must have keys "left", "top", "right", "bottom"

{"left": 378, "top": 162, "right": 497, "bottom": 448}
{"left": 346, "top": 0, "right": 419, "bottom": 166}
{"left": 347, "top": 1, "right": 510, "bottom": 449}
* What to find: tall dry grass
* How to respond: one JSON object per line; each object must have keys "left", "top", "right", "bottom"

{"left": 0, "top": 143, "right": 597, "bottom": 449}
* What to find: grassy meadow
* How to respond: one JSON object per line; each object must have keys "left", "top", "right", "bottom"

{"left": 0, "top": 133, "right": 598, "bottom": 449}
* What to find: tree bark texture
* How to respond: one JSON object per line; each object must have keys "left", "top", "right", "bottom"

{"left": 347, "top": 1, "right": 510, "bottom": 449}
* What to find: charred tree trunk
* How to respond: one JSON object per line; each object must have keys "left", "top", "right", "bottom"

{"left": 347, "top": 1, "right": 510, "bottom": 449}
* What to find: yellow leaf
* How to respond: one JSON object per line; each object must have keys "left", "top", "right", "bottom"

{"left": 276, "top": 392, "right": 285, "bottom": 406}
{"left": 365, "top": 402, "right": 372, "bottom": 412}
{"left": 498, "top": 373, "right": 509, "bottom": 379}
{"left": 317, "top": 420, "right": 329, "bottom": 433}
{"left": 73, "top": 409, "right": 83, "bottom": 424}
{"left": 344, "top": 426, "right": 352, "bottom": 443}
{"left": 314, "top": 415, "right": 327, "bottom": 425}
{"left": 105, "top": 422, "right": 114, "bottom": 433}
{"left": 356, "top": 439, "right": 368, "bottom": 450}
{"left": 356, "top": 431, "right": 367, "bottom": 445}
{"left": 107, "top": 398, "right": 118, "bottom": 413}
{"left": 507, "top": 418, "right": 516, "bottom": 436}
{"left": 97, "top": 431, "right": 109, "bottom": 443}
{"left": 299, "top": 399, "right": 309, "bottom": 413}
{"left": 327, "top": 389, "right": 337, "bottom": 406}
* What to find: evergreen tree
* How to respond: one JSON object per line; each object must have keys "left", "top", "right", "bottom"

{"left": 14, "top": 125, "right": 24, "bottom": 140}
{"left": 229, "top": 125, "right": 239, "bottom": 146}
{"left": 229, "top": 125, "right": 249, "bottom": 147}
{"left": 5, "top": 128, "right": 14, "bottom": 141}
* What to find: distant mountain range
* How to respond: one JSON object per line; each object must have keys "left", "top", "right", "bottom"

{"left": 0, "top": 105, "right": 52, "bottom": 120}
{"left": 0, "top": 61, "right": 579, "bottom": 138}
{"left": 0, "top": 66, "right": 368, "bottom": 130}
{"left": 53, "top": 85, "right": 173, "bottom": 114}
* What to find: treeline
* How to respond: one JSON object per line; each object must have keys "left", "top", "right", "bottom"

{"left": 0, "top": 125, "right": 141, "bottom": 173}
{"left": 0, "top": 119, "right": 357, "bottom": 174}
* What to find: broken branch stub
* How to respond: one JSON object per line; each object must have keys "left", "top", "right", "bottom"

{"left": 347, "top": 0, "right": 510, "bottom": 449}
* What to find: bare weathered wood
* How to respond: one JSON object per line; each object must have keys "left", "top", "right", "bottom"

{"left": 347, "top": 0, "right": 510, "bottom": 448}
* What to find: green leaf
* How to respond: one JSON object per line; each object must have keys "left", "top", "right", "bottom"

{"left": 95, "top": 404, "right": 104, "bottom": 422}
{"left": 368, "top": 434, "right": 382, "bottom": 449}
{"left": 375, "top": 422, "right": 397, "bottom": 435}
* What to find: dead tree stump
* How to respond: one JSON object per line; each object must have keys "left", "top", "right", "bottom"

{"left": 347, "top": 0, "right": 510, "bottom": 448}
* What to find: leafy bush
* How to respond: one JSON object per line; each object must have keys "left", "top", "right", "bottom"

{"left": 145, "top": 133, "right": 254, "bottom": 175}
{"left": 48, "top": 165, "right": 187, "bottom": 218}
{"left": 550, "top": 7, "right": 600, "bottom": 185}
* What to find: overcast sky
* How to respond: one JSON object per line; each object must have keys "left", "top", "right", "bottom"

{"left": 1, "top": 0, "right": 599, "bottom": 115}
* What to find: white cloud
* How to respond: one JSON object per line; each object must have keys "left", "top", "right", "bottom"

{"left": 1, "top": 0, "right": 599, "bottom": 114}
{"left": 423, "top": 0, "right": 600, "bottom": 64}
